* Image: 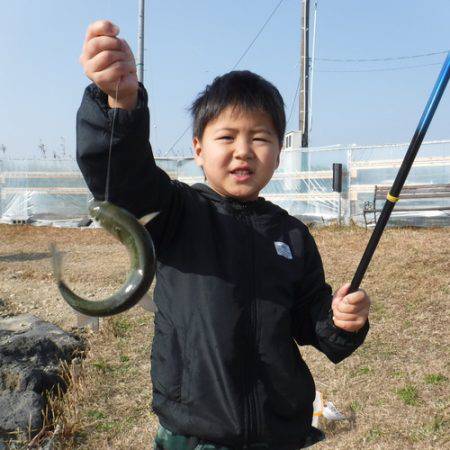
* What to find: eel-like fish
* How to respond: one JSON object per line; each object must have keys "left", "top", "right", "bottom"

{"left": 50, "top": 200, "right": 158, "bottom": 317}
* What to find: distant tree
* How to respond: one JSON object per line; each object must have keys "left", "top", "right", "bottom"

{"left": 60, "top": 136, "right": 66, "bottom": 157}
{"left": 0, "top": 144, "right": 6, "bottom": 155}
{"left": 38, "top": 140, "right": 47, "bottom": 158}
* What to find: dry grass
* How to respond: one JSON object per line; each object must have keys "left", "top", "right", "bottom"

{"left": 0, "top": 224, "right": 449, "bottom": 449}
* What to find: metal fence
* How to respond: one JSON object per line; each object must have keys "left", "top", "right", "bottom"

{"left": 1, "top": 139, "right": 449, "bottom": 227}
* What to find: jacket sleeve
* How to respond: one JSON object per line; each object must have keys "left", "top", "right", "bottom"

{"left": 291, "top": 228, "right": 369, "bottom": 364}
{"left": 76, "top": 83, "right": 184, "bottom": 251}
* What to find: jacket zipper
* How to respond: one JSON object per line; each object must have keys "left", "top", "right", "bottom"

{"left": 235, "top": 209, "right": 251, "bottom": 443}
{"left": 250, "top": 217, "right": 260, "bottom": 441}
{"left": 240, "top": 209, "right": 259, "bottom": 442}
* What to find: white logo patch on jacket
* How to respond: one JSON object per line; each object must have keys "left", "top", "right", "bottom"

{"left": 274, "top": 241, "right": 293, "bottom": 260}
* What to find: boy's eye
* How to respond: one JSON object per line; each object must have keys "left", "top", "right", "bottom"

{"left": 254, "top": 137, "right": 268, "bottom": 142}
{"left": 218, "top": 136, "right": 233, "bottom": 141}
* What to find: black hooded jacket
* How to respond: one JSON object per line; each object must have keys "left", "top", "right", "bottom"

{"left": 76, "top": 84, "right": 369, "bottom": 448}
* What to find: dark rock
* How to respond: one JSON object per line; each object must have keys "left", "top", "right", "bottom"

{"left": 0, "top": 314, "right": 85, "bottom": 437}
{"left": 0, "top": 391, "right": 44, "bottom": 432}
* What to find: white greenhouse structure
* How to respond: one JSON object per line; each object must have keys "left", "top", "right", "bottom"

{"left": 1, "top": 138, "right": 449, "bottom": 227}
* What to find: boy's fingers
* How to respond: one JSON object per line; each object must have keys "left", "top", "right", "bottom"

{"left": 85, "top": 20, "right": 120, "bottom": 42}
{"left": 333, "top": 283, "right": 351, "bottom": 300}
{"left": 81, "top": 21, "right": 120, "bottom": 62}
{"left": 83, "top": 36, "right": 123, "bottom": 61}
{"left": 85, "top": 50, "right": 128, "bottom": 75}
{"left": 94, "top": 61, "right": 137, "bottom": 85}
{"left": 333, "top": 283, "right": 350, "bottom": 303}
{"left": 343, "top": 289, "right": 367, "bottom": 305}
{"left": 344, "top": 289, "right": 369, "bottom": 305}
{"left": 333, "top": 308, "right": 369, "bottom": 322}
{"left": 334, "top": 302, "right": 366, "bottom": 315}
{"left": 120, "top": 39, "right": 135, "bottom": 60}
{"left": 333, "top": 316, "right": 367, "bottom": 332}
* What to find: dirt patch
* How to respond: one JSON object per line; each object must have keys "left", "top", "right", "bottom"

{"left": 0, "top": 224, "right": 448, "bottom": 449}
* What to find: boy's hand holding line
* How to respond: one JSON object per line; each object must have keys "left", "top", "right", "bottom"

{"left": 332, "top": 283, "right": 370, "bottom": 332}
{"left": 79, "top": 20, "right": 138, "bottom": 111}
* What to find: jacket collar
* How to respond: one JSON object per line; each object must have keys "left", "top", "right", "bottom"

{"left": 191, "top": 183, "right": 268, "bottom": 213}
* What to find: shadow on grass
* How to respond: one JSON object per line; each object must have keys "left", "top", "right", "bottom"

{"left": 0, "top": 252, "right": 51, "bottom": 262}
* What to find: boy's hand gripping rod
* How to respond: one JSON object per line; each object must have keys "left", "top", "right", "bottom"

{"left": 350, "top": 53, "right": 450, "bottom": 293}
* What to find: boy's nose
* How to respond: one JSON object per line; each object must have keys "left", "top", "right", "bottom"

{"left": 234, "top": 139, "right": 254, "bottom": 159}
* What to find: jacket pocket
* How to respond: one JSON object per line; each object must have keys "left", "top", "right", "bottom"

{"left": 151, "top": 314, "right": 184, "bottom": 402}
{"left": 263, "top": 342, "right": 316, "bottom": 417}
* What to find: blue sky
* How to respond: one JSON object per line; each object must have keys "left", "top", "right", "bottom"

{"left": 1, "top": 0, "right": 449, "bottom": 158}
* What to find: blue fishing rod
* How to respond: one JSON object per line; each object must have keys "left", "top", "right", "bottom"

{"left": 350, "top": 53, "right": 450, "bottom": 292}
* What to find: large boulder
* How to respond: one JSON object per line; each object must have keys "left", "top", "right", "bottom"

{"left": 0, "top": 314, "right": 85, "bottom": 437}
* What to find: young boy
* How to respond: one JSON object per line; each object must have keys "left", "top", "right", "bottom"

{"left": 78, "top": 20, "right": 370, "bottom": 450}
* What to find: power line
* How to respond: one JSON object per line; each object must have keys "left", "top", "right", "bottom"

{"left": 286, "top": 73, "right": 302, "bottom": 129}
{"left": 163, "top": 0, "right": 286, "bottom": 157}
{"left": 231, "top": 0, "right": 286, "bottom": 70}
{"left": 163, "top": 125, "right": 190, "bottom": 157}
{"left": 312, "top": 50, "right": 448, "bottom": 63}
{"left": 316, "top": 61, "right": 443, "bottom": 73}
{"left": 290, "top": 54, "right": 445, "bottom": 125}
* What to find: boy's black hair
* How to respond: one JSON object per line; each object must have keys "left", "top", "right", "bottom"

{"left": 190, "top": 70, "right": 286, "bottom": 146}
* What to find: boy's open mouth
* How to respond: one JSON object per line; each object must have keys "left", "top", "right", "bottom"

{"left": 230, "top": 168, "right": 254, "bottom": 181}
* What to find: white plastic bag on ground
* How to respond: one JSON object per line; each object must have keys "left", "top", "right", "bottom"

{"left": 312, "top": 391, "right": 323, "bottom": 427}
{"left": 312, "top": 391, "right": 348, "bottom": 427}
{"left": 323, "top": 401, "right": 347, "bottom": 421}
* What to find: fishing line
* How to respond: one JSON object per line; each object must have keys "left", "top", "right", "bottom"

{"left": 105, "top": 80, "right": 120, "bottom": 202}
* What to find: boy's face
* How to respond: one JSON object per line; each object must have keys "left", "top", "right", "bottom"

{"left": 193, "top": 106, "right": 281, "bottom": 201}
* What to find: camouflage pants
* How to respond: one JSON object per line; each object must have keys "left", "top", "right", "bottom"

{"left": 153, "top": 425, "right": 232, "bottom": 449}
{"left": 153, "top": 425, "right": 324, "bottom": 450}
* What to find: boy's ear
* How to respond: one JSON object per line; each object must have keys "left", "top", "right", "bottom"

{"left": 193, "top": 137, "right": 203, "bottom": 167}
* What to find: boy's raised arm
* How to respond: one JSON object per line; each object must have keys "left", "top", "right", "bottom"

{"left": 77, "top": 20, "right": 182, "bottom": 248}
{"left": 77, "top": 83, "right": 166, "bottom": 216}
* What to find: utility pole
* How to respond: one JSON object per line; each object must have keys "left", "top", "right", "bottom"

{"left": 137, "top": 0, "right": 150, "bottom": 136}
{"left": 299, "top": 0, "right": 310, "bottom": 147}
{"left": 137, "top": 0, "right": 145, "bottom": 83}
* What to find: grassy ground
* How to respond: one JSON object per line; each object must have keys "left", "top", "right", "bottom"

{"left": 0, "top": 224, "right": 448, "bottom": 449}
